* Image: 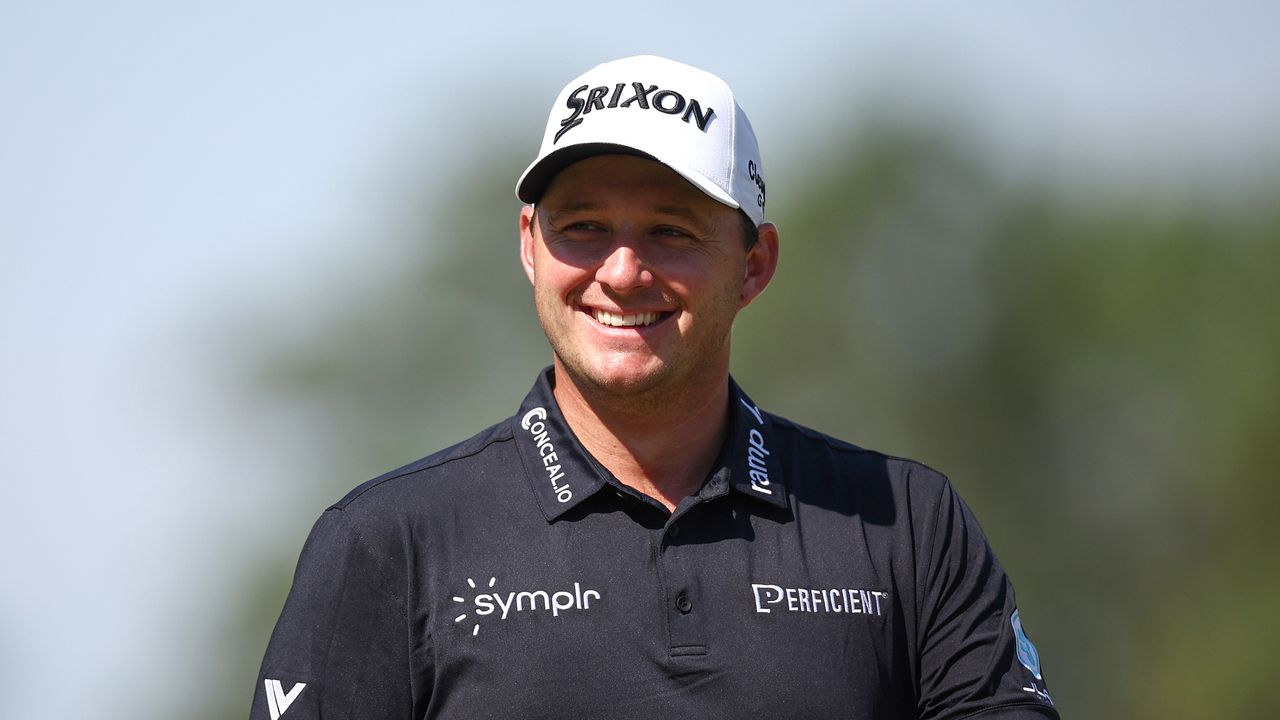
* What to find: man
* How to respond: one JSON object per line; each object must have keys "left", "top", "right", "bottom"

{"left": 252, "top": 55, "right": 1058, "bottom": 720}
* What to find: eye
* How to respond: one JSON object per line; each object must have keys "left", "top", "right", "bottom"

{"left": 653, "top": 226, "right": 692, "bottom": 240}
{"left": 554, "top": 221, "right": 608, "bottom": 239}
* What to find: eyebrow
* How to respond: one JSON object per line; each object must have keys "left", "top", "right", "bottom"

{"left": 545, "top": 200, "right": 602, "bottom": 215}
{"left": 542, "top": 202, "right": 717, "bottom": 235}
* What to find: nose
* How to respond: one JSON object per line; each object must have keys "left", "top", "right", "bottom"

{"left": 595, "top": 242, "right": 654, "bottom": 292}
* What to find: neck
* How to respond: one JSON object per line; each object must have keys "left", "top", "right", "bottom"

{"left": 552, "top": 362, "right": 730, "bottom": 512}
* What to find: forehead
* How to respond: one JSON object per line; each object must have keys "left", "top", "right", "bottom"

{"left": 539, "top": 155, "right": 731, "bottom": 219}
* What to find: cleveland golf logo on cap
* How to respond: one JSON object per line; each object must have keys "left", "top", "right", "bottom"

{"left": 555, "top": 81, "right": 717, "bottom": 143}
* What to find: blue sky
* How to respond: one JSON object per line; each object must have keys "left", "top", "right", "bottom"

{"left": 2, "top": 2, "right": 1277, "bottom": 718}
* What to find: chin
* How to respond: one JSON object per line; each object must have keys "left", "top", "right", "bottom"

{"left": 560, "top": 354, "right": 673, "bottom": 397}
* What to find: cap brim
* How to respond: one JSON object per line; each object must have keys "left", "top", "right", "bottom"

{"left": 515, "top": 143, "right": 741, "bottom": 213}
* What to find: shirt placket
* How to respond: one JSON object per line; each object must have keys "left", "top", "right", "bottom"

{"left": 658, "top": 510, "right": 706, "bottom": 656}
{"left": 656, "top": 476, "right": 733, "bottom": 657}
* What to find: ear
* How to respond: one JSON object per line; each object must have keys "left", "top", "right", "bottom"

{"left": 519, "top": 204, "right": 537, "bottom": 285}
{"left": 739, "top": 222, "right": 779, "bottom": 308}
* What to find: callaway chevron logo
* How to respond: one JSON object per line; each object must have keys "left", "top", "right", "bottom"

{"left": 263, "top": 679, "right": 305, "bottom": 719}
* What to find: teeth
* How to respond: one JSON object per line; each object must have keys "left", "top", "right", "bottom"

{"left": 593, "top": 310, "right": 660, "bottom": 327}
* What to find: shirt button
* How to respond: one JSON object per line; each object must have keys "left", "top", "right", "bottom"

{"left": 667, "top": 522, "right": 680, "bottom": 538}
{"left": 676, "top": 592, "right": 693, "bottom": 614}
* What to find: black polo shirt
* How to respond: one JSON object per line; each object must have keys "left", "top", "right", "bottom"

{"left": 252, "top": 368, "right": 1058, "bottom": 720}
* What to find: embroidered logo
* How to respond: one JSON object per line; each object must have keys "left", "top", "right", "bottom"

{"left": 555, "top": 81, "right": 716, "bottom": 143}
{"left": 739, "top": 397, "right": 773, "bottom": 496}
{"left": 1012, "top": 609, "right": 1054, "bottom": 704}
{"left": 263, "top": 679, "right": 306, "bottom": 720}
{"left": 521, "top": 407, "right": 572, "bottom": 503}
{"left": 452, "top": 576, "right": 602, "bottom": 637}
{"left": 751, "top": 583, "right": 887, "bottom": 616}
{"left": 1011, "top": 609, "right": 1043, "bottom": 679}
{"left": 748, "top": 159, "right": 766, "bottom": 209}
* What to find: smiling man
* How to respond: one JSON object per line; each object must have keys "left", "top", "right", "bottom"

{"left": 517, "top": 152, "right": 777, "bottom": 508}
{"left": 252, "top": 56, "right": 1059, "bottom": 720}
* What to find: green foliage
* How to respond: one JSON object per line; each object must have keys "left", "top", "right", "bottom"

{"left": 219, "top": 115, "right": 1279, "bottom": 719}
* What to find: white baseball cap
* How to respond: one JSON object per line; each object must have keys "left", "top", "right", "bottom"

{"left": 516, "top": 55, "right": 767, "bottom": 226}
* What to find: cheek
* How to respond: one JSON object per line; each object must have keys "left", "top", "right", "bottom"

{"left": 669, "top": 259, "right": 745, "bottom": 301}
{"left": 532, "top": 253, "right": 588, "bottom": 305}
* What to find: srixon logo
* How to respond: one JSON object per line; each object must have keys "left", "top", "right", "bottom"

{"left": 555, "top": 81, "right": 716, "bottom": 142}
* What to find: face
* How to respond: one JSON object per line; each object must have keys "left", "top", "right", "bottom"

{"left": 519, "top": 154, "right": 778, "bottom": 401}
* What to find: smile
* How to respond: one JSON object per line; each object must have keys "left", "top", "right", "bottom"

{"left": 590, "top": 309, "right": 668, "bottom": 328}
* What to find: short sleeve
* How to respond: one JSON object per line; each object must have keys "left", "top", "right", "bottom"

{"left": 250, "top": 509, "right": 412, "bottom": 720}
{"left": 915, "top": 479, "right": 1059, "bottom": 719}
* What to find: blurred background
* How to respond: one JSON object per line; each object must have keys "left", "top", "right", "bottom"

{"left": 3, "top": 1, "right": 1278, "bottom": 718}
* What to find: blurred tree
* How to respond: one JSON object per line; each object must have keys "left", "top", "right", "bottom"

{"left": 210, "top": 113, "right": 1279, "bottom": 720}
{"left": 734, "top": 116, "right": 1280, "bottom": 718}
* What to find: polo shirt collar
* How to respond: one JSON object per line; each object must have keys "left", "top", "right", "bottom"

{"left": 512, "top": 368, "right": 609, "bottom": 521}
{"left": 722, "top": 378, "right": 789, "bottom": 509}
{"left": 512, "top": 368, "right": 788, "bottom": 522}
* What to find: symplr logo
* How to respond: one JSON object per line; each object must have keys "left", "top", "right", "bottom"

{"left": 451, "top": 575, "right": 602, "bottom": 637}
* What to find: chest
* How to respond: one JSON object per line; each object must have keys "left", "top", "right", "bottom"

{"left": 414, "top": 499, "right": 914, "bottom": 719}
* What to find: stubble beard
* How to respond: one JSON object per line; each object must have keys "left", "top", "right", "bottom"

{"left": 534, "top": 288, "right": 737, "bottom": 418}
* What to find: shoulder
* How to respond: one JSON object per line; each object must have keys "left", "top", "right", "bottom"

{"left": 327, "top": 418, "right": 518, "bottom": 518}
{"left": 760, "top": 410, "right": 967, "bottom": 539}
{"left": 766, "top": 411, "right": 952, "bottom": 493}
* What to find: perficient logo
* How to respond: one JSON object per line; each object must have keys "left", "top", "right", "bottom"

{"left": 452, "top": 576, "right": 602, "bottom": 636}
{"left": 751, "top": 583, "right": 888, "bottom": 617}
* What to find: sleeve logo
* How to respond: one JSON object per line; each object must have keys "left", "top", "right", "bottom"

{"left": 1011, "top": 609, "right": 1043, "bottom": 679}
{"left": 263, "top": 679, "right": 306, "bottom": 720}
